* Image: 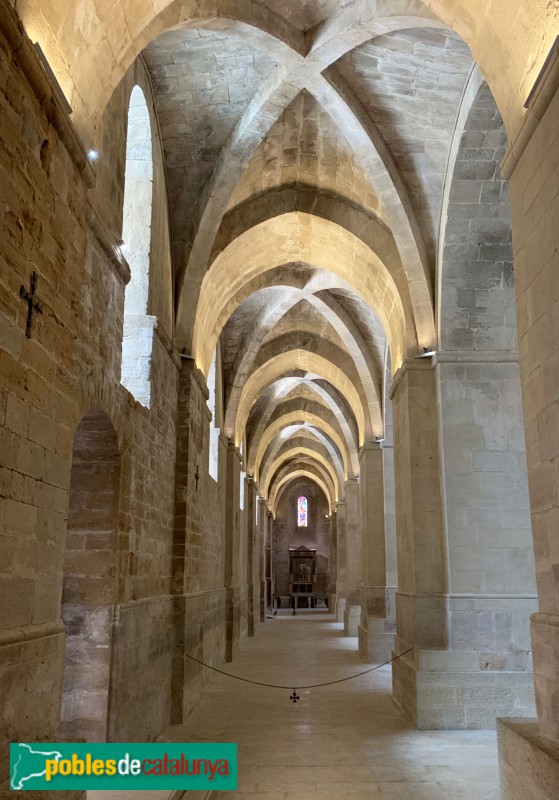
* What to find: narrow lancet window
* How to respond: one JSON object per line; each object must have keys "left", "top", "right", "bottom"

{"left": 208, "top": 348, "right": 219, "bottom": 481}
{"left": 121, "top": 85, "right": 154, "bottom": 407}
{"left": 298, "top": 496, "right": 308, "bottom": 527}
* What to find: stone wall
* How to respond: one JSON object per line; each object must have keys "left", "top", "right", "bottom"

{"left": 172, "top": 362, "right": 227, "bottom": 716}
{"left": 440, "top": 81, "right": 515, "bottom": 353}
{"left": 496, "top": 50, "right": 559, "bottom": 795}
{"left": 0, "top": 6, "right": 179, "bottom": 787}
{"left": 437, "top": 358, "right": 536, "bottom": 664}
{"left": 109, "top": 596, "right": 175, "bottom": 741}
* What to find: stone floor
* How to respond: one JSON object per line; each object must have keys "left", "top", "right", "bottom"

{"left": 88, "top": 794, "right": 173, "bottom": 799}
{"left": 88, "top": 611, "right": 502, "bottom": 799}
{"left": 157, "top": 610, "right": 502, "bottom": 800}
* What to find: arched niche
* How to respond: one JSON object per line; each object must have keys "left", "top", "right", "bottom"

{"left": 59, "top": 410, "right": 120, "bottom": 742}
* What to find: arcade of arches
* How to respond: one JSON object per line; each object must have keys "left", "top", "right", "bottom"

{"left": 1, "top": 0, "right": 559, "bottom": 797}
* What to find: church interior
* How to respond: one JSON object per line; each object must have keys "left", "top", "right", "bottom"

{"left": 1, "top": 0, "right": 559, "bottom": 798}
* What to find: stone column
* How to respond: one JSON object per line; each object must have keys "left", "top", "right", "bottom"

{"left": 224, "top": 441, "right": 243, "bottom": 661}
{"left": 391, "top": 359, "right": 447, "bottom": 721}
{"left": 245, "top": 477, "right": 259, "bottom": 636}
{"left": 392, "top": 356, "right": 536, "bottom": 730}
{"left": 435, "top": 352, "right": 535, "bottom": 727}
{"left": 258, "top": 495, "right": 266, "bottom": 622}
{"left": 358, "top": 442, "right": 395, "bottom": 662}
{"left": 495, "top": 62, "right": 559, "bottom": 799}
{"left": 383, "top": 441, "right": 398, "bottom": 646}
{"left": 329, "top": 510, "right": 338, "bottom": 611}
{"left": 343, "top": 478, "right": 361, "bottom": 636}
{"left": 262, "top": 504, "right": 270, "bottom": 616}
{"left": 171, "top": 362, "right": 234, "bottom": 720}
{"left": 172, "top": 362, "right": 225, "bottom": 719}
{"left": 335, "top": 499, "right": 347, "bottom": 623}
{"left": 267, "top": 509, "right": 276, "bottom": 613}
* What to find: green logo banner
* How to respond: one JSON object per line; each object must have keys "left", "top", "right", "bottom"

{"left": 10, "top": 742, "right": 237, "bottom": 791}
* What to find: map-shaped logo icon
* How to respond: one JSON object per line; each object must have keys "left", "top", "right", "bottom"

{"left": 11, "top": 743, "right": 63, "bottom": 790}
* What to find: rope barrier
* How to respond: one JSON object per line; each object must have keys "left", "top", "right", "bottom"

{"left": 183, "top": 646, "right": 415, "bottom": 701}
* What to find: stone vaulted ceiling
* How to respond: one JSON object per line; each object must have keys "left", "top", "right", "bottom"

{"left": 137, "top": 2, "right": 478, "bottom": 511}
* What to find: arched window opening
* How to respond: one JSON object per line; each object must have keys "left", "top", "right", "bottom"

{"left": 207, "top": 348, "right": 219, "bottom": 481}
{"left": 298, "top": 496, "right": 308, "bottom": 527}
{"left": 120, "top": 85, "right": 155, "bottom": 408}
{"left": 240, "top": 439, "right": 246, "bottom": 511}
{"left": 240, "top": 477, "right": 245, "bottom": 510}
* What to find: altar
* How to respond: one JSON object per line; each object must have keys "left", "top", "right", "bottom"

{"left": 288, "top": 545, "right": 317, "bottom": 614}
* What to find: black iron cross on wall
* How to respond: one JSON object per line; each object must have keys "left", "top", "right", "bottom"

{"left": 20, "top": 271, "right": 43, "bottom": 338}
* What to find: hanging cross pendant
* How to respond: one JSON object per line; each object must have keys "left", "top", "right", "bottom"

{"left": 20, "top": 271, "right": 43, "bottom": 338}
{"left": 290, "top": 690, "right": 300, "bottom": 703}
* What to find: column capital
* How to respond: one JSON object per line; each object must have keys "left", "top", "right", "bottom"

{"left": 227, "top": 439, "right": 243, "bottom": 463}
{"left": 181, "top": 359, "right": 210, "bottom": 401}
{"left": 359, "top": 441, "right": 383, "bottom": 460}
{"left": 390, "top": 357, "right": 436, "bottom": 400}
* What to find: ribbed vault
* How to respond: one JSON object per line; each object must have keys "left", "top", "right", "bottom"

{"left": 25, "top": 0, "right": 548, "bottom": 517}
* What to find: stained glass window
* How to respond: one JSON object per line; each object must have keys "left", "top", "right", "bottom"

{"left": 298, "top": 496, "right": 308, "bottom": 527}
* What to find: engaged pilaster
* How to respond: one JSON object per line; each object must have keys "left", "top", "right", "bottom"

{"left": 358, "top": 442, "right": 395, "bottom": 663}
{"left": 391, "top": 357, "right": 535, "bottom": 729}
{"left": 328, "top": 510, "right": 338, "bottom": 612}
{"left": 224, "top": 441, "right": 244, "bottom": 661}
{"left": 343, "top": 478, "right": 361, "bottom": 636}
{"left": 390, "top": 359, "right": 447, "bottom": 722}
{"left": 172, "top": 361, "right": 227, "bottom": 719}
{"left": 335, "top": 499, "right": 347, "bottom": 623}
{"left": 245, "top": 476, "right": 259, "bottom": 636}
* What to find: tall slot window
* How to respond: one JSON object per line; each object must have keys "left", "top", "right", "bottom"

{"left": 121, "top": 85, "right": 154, "bottom": 407}
{"left": 298, "top": 496, "right": 308, "bottom": 527}
{"left": 240, "top": 440, "right": 246, "bottom": 511}
{"left": 208, "top": 348, "right": 219, "bottom": 481}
